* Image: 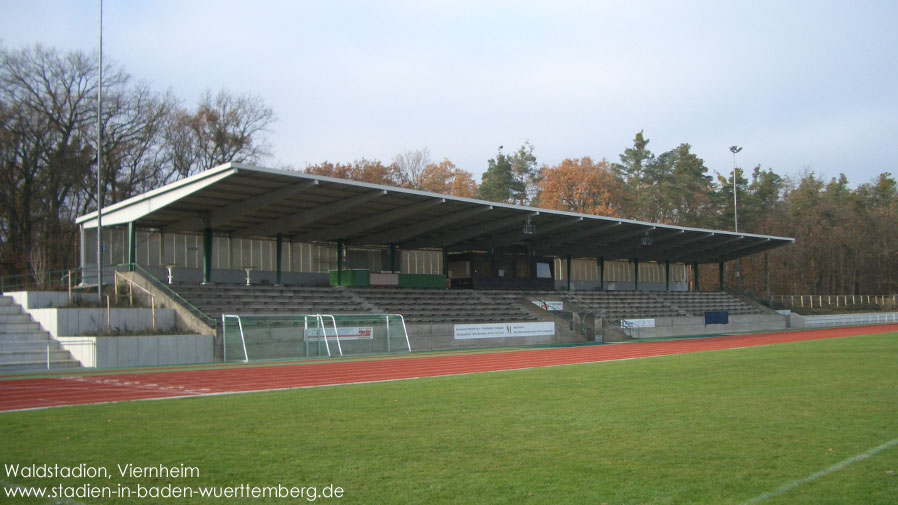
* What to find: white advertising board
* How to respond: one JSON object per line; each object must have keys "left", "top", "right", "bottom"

{"left": 454, "top": 322, "right": 555, "bottom": 340}
{"left": 532, "top": 300, "right": 564, "bottom": 311}
{"left": 305, "top": 326, "right": 374, "bottom": 341}
{"left": 621, "top": 319, "right": 655, "bottom": 328}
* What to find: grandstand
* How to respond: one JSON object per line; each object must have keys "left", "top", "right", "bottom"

{"left": 69, "top": 163, "right": 794, "bottom": 358}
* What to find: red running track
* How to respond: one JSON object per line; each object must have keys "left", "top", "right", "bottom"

{"left": 1, "top": 325, "right": 896, "bottom": 413}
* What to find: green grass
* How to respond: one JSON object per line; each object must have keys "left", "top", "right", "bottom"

{"left": 2, "top": 333, "right": 897, "bottom": 504}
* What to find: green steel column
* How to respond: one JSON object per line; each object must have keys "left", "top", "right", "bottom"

{"left": 566, "top": 254, "right": 572, "bottom": 291}
{"left": 337, "top": 239, "right": 344, "bottom": 286}
{"left": 276, "top": 233, "right": 283, "bottom": 286}
{"left": 127, "top": 222, "right": 136, "bottom": 272}
{"left": 693, "top": 261, "right": 700, "bottom": 292}
{"left": 390, "top": 243, "right": 397, "bottom": 272}
{"left": 202, "top": 228, "right": 213, "bottom": 284}
{"left": 599, "top": 256, "right": 605, "bottom": 291}
{"left": 665, "top": 259, "right": 670, "bottom": 292}
{"left": 442, "top": 247, "right": 449, "bottom": 278}
{"left": 634, "top": 257, "right": 639, "bottom": 291}
{"left": 718, "top": 261, "right": 725, "bottom": 291}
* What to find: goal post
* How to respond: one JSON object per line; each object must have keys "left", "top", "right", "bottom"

{"left": 221, "top": 313, "right": 411, "bottom": 362}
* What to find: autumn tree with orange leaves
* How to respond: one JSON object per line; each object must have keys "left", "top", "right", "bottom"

{"left": 304, "top": 159, "right": 402, "bottom": 186}
{"left": 419, "top": 159, "right": 478, "bottom": 198}
{"left": 538, "top": 157, "right": 624, "bottom": 217}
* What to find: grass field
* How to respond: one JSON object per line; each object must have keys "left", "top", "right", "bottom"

{"left": 2, "top": 332, "right": 897, "bottom": 504}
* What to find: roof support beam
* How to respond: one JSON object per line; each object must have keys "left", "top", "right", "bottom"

{"left": 715, "top": 239, "right": 781, "bottom": 262}
{"left": 293, "top": 197, "right": 445, "bottom": 243}
{"left": 641, "top": 232, "right": 716, "bottom": 261}
{"left": 582, "top": 226, "right": 658, "bottom": 259}
{"left": 422, "top": 211, "right": 539, "bottom": 248}
{"left": 594, "top": 228, "right": 685, "bottom": 260}
{"left": 165, "top": 179, "right": 319, "bottom": 233}
{"left": 355, "top": 205, "right": 492, "bottom": 245}
{"left": 550, "top": 221, "right": 624, "bottom": 247}
{"left": 532, "top": 221, "right": 623, "bottom": 256}
{"left": 668, "top": 235, "right": 744, "bottom": 263}
{"left": 487, "top": 216, "right": 583, "bottom": 247}
{"left": 234, "top": 189, "right": 388, "bottom": 238}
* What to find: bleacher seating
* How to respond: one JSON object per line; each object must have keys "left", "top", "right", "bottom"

{"left": 655, "top": 292, "right": 762, "bottom": 316}
{"left": 172, "top": 284, "right": 371, "bottom": 320}
{"left": 352, "top": 288, "right": 540, "bottom": 323}
{"left": 566, "top": 291, "right": 686, "bottom": 318}
{"left": 170, "top": 283, "right": 764, "bottom": 325}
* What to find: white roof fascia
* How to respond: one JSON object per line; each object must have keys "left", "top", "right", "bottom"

{"left": 76, "top": 165, "right": 239, "bottom": 228}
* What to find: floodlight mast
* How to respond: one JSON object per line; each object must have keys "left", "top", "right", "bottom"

{"left": 729, "top": 145, "right": 743, "bottom": 291}
{"left": 96, "top": 0, "right": 103, "bottom": 301}
{"left": 729, "top": 146, "right": 742, "bottom": 233}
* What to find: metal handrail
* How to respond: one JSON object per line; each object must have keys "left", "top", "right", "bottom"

{"left": 113, "top": 271, "right": 157, "bottom": 331}
{"left": 48, "top": 339, "right": 95, "bottom": 370}
{"left": 118, "top": 263, "right": 215, "bottom": 326}
{"left": 1, "top": 267, "right": 84, "bottom": 293}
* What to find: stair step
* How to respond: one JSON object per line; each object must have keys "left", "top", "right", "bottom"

{"left": 0, "top": 305, "right": 22, "bottom": 315}
{"left": 0, "top": 350, "right": 72, "bottom": 364}
{"left": 0, "top": 313, "right": 33, "bottom": 324}
{"left": 0, "top": 322, "right": 42, "bottom": 333}
{"left": 0, "top": 341, "right": 63, "bottom": 352}
{"left": 0, "top": 332, "right": 53, "bottom": 343}
{"left": 0, "top": 359, "right": 82, "bottom": 373}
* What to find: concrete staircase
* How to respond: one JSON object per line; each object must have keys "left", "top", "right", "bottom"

{"left": 0, "top": 295, "right": 81, "bottom": 373}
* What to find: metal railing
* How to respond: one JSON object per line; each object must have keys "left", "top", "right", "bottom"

{"left": 117, "top": 263, "right": 216, "bottom": 328}
{"left": 802, "top": 312, "right": 898, "bottom": 328}
{"left": 49, "top": 339, "right": 95, "bottom": 370}
{"left": 113, "top": 271, "right": 157, "bottom": 331}
{"left": 772, "top": 294, "right": 897, "bottom": 309}
{"left": 1, "top": 268, "right": 83, "bottom": 294}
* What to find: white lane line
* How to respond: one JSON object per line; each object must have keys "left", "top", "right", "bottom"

{"left": 741, "top": 436, "right": 898, "bottom": 505}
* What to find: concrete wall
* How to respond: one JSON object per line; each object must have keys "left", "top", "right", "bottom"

{"left": 7, "top": 291, "right": 93, "bottom": 309}
{"left": 58, "top": 334, "right": 213, "bottom": 368}
{"left": 28, "top": 308, "right": 176, "bottom": 336}
{"left": 406, "top": 322, "right": 561, "bottom": 352}
{"left": 610, "top": 313, "right": 787, "bottom": 340}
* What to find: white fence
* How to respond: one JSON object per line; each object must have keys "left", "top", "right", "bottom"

{"left": 802, "top": 312, "right": 898, "bottom": 328}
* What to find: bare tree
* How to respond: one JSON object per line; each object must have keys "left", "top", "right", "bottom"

{"left": 168, "top": 89, "right": 275, "bottom": 175}
{"left": 394, "top": 147, "right": 431, "bottom": 190}
{"left": 0, "top": 44, "right": 178, "bottom": 276}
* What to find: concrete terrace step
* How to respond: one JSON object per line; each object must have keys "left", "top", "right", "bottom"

{"left": 0, "top": 332, "right": 53, "bottom": 343}
{"left": 0, "top": 359, "right": 83, "bottom": 373}
{"left": 0, "top": 322, "right": 43, "bottom": 333}
{"left": 0, "top": 305, "right": 23, "bottom": 315}
{"left": 0, "top": 341, "right": 64, "bottom": 352}
{"left": 0, "top": 349, "right": 73, "bottom": 364}
{"left": 0, "top": 313, "right": 33, "bottom": 324}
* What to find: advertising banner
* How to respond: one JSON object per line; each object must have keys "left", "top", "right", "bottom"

{"left": 305, "top": 326, "right": 374, "bottom": 341}
{"left": 454, "top": 322, "right": 555, "bottom": 340}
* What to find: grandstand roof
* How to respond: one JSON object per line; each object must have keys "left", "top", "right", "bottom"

{"left": 76, "top": 163, "right": 794, "bottom": 264}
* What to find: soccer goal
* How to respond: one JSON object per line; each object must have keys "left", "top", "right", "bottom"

{"left": 221, "top": 313, "right": 411, "bottom": 362}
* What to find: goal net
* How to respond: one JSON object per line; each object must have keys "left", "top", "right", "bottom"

{"left": 221, "top": 313, "right": 411, "bottom": 362}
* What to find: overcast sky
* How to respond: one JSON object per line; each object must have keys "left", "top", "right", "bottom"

{"left": 2, "top": 0, "right": 896, "bottom": 187}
